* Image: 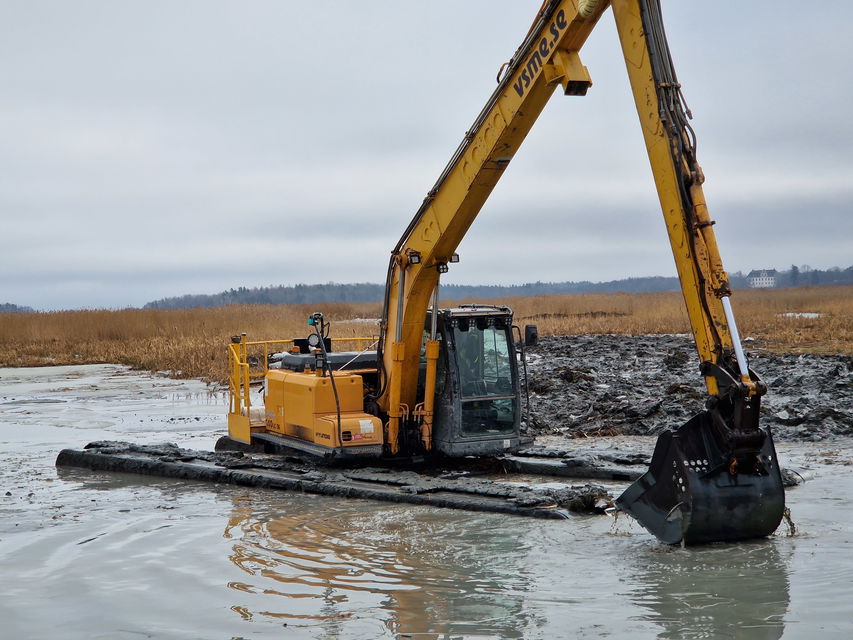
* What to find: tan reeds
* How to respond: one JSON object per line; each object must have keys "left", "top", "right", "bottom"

{"left": 466, "top": 286, "right": 853, "bottom": 354}
{"left": 1, "top": 286, "right": 849, "bottom": 383}
{"left": 0, "top": 303, "right": 382, "bottom": 383}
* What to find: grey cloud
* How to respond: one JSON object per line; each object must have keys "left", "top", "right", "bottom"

{"left": 1, "top": 1, "right": 851, "bottom": 310}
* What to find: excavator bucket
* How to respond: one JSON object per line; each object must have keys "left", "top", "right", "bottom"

{"left": 616, "top": 410, "right": 785, "bottom": 545}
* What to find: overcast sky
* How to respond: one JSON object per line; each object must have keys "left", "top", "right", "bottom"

{"left": 2, "top": 1, "right": 851, "bottom": 310}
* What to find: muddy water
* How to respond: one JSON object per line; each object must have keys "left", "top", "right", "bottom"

{"left": 2, "top": 365, "right": 853, "bottom": 639}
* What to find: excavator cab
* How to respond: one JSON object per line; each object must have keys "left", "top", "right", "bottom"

{"left": 426, "top": 306, "right": 523, "bottom": 457}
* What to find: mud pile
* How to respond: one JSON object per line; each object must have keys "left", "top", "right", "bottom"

{"left": 523, "top": 335, "right": 853, "bottom": 441}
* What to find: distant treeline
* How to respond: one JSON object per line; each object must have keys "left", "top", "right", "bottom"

{"left": 772, "top": 265, "right": 853, "bottom": 288}
{"left": 142, "top": 265, "right": 853, "bottom": 310}
{"left": 144, "top": 278, "right": 682, "bottom": 309}
{"left": 0, "top": 303, "right": 34, "bottom": 313}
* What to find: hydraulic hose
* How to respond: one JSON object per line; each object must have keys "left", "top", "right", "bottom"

{"left": 638, "top": 0, "right": 724, "bottom": 355}
{"left": 312, "top": 317, "right": 342, "bottom": 446}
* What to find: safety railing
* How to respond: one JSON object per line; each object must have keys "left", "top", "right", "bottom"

{"left": 227, "top": 333, "right": 377, "bottom": 421}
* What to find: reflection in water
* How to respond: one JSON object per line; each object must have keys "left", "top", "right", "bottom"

{"left": 623, "top": 539, "right": 790, "bottom": 639}
{"left": 222, "top": 493, "right": 542, "bottom": 639}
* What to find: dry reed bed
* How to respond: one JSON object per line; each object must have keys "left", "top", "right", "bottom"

{"left": 1, "top": 287, "right": 850, "bottom": 383}
{"left": 491, "top": 287, "right": 853, "bottom": 354}
{"left": 0, "top": 303, "right": 381, "bottom": 383}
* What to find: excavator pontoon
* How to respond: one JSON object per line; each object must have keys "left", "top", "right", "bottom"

{"left": 210, "top": 0, "right": 786, "bottom": 544}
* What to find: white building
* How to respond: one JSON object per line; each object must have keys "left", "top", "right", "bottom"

{"left": 746, "top": 269, "right": 777, "bottom": 288}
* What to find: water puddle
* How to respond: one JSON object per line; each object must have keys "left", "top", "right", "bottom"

{"left": 777, "top": 312, "right": 823, "bottom": 319}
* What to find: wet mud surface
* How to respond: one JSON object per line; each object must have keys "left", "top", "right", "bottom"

{"left": 524, "top": 335, "right": 853, "bottom": 441}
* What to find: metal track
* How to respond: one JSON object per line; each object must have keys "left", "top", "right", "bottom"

{"left": 55, "top": 441, "right": 625, "bottom": 520}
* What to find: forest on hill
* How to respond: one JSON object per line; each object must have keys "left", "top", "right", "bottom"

{"left": 142, "top": 265, "right": 853, "bottom": 310}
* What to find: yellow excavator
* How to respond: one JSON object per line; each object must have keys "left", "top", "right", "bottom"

{"left": 224, "top": 0, "right": 785, "bottom": 545}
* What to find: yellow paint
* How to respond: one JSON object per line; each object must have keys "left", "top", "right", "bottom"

{"left": 264, "top": 370, "right": 382, "bottom": 448}
{"left": 380, "top": 0, "right": 608, "bottom": 446}
{"left": 419, "top": 339, "right": 440, "bottom": 451}
{"left": 226, "top": 336, "right": 379, "bottom": 449}
{"left": 228, "top": 0, "right": 755, "bottom": 455}
{"left": 227, "top": 413, "right": 251, "bottom": 444}
{"left": 610, "top": 0, "right": 736, "bottom": 393}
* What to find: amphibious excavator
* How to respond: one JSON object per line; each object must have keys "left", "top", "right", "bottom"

{"left": 223, "top": 0, "right": 786, "bottom": 544}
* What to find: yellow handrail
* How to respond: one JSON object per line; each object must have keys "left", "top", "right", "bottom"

{"left": 228, "top": 342, "right": 253, "bottom": 416}
{"left": 227, "top": 335, "right": 377, "bottom": 419}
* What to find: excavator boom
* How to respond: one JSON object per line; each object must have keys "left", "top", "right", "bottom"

{"left": 377, "top": 0, "right": 609, "bottom": 451}
{"left": 377, "top": 0, "right": 784, "bottom": 543}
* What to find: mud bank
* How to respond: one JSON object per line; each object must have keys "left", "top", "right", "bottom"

{"left": 524, "top": 335, "right": 853, "bottom": 440}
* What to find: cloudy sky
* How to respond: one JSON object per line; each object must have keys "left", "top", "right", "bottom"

{"left": 3, "top": 1, "right": 851, "bottom": 310}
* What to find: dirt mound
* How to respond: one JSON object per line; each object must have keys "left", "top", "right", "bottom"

{"left": 523, "top": 335, "right": 853, "bottom": 441}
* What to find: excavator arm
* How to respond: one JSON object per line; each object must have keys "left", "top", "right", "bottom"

{"left": 612, "top": 0, "right": 752, "bottom": 393}
{"left": 611, "top": 0, "right": 784, "bottom": 543}
{"left": 377, "top": 0, "right": 784, "bottom": 543}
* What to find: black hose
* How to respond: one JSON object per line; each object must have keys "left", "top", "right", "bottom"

{"left": 639, "top": 0, "right": 723, "bottom": 355}
{"left": 313, "top": 320, "right": 342, "bottom": 445}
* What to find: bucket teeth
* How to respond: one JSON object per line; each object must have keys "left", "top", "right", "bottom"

{"left": 616, "top": 410, "right": 785, "bottom": 545}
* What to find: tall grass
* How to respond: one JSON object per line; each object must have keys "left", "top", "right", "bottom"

{"left": 0, "top": 303, "right": 381, "bottom": 383}
{"left": 1, "top": 286, "right": 849, "bottom": 383}
{"left": 483, "top": 287, "right": 853, "bottom": 354}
